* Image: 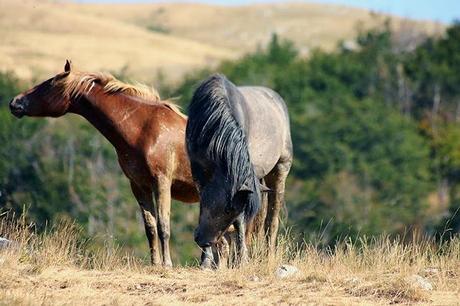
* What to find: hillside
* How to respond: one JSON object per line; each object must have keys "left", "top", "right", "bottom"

{"left": 0, "top": 0, "right": 444, "bottom": 83}
{"left": 0, "top": 0, "right": 232, "bottom": 82}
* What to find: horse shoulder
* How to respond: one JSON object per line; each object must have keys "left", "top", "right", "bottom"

{"left": 145, "top": 107, "right": 187, "bottom": 177}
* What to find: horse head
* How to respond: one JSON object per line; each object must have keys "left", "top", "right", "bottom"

{"left": 10, "top": 60, "right": 73, "bottom": 118}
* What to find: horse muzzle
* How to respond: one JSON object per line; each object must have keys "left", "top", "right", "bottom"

{"left": 9, "top": 97, "right": 26, "bottom": 118}
{"left": 194, "top": 228, "right": 217, "bottom": 248}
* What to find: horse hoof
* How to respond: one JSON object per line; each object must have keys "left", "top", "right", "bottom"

{"left": 163, "top": 261, "right": 173, "bottom": 268}
{"left": 200, "top": 259, "right": 213, "bottom": 270}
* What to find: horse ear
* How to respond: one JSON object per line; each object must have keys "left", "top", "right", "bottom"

{"left": 228, "top": 183, "right": 252, "bottom": 213}
{"left": 64, "top": 60, "right": 72, "bottom": 73}
{"left": 259, "top": 183, "right": 271, "bottom": 193}
{"left": 238, "top": 182, "right": 253, "bottom": 194}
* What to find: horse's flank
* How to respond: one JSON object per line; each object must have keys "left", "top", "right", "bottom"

{"left": 56, "top": 70, "right": 186, "bottom": 119}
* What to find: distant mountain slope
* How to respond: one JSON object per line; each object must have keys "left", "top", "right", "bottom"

{"left": 0, "top": 0, "right": 444, "bottom": 82}
{"left": 74, "top": 2, "right": 443, "bottom": 52}
{"left": 0, "top": 0, "right": 232, "bottom": 82}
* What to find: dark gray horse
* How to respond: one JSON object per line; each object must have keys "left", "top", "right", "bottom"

{"left": 186, "top": 74, "right": 292, "bottom": 267}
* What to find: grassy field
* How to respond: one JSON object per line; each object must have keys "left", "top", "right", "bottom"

{"left": 0, "top": 0, "right": 443, "bottom": 83}
{"left": 1, "top": 217, "right": 459, "bottom": 305}
{"left": 0, "top": 2, "right": 456, "bottom": 305}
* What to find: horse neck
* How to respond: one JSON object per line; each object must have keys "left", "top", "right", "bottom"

{"left": 68, "top": 86, "right": 148, "bottom": 151}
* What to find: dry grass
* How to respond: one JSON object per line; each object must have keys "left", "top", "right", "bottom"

{"left": 0, "top": 0, "right": 232, "bottom": 82}
{"left": 0, "top": 0, "right": 444, "bottom": 83}
{"left": 76, "top": 2, "right": 443, "bottom": 52}
{"left": 1, "top": 215, "right": 459, "bottom": 305}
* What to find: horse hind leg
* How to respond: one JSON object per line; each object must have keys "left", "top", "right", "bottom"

{"left": 245, "top": 179, "right": 268, "bottom": 255}
{"left": 264, "top": 160, "right": 291, "bottom": 254}
{"left": 130, "top": 182, "right": 161, "bottom": 265}
{"left": 253, "top": 178, "right": 268, "bottom": 241}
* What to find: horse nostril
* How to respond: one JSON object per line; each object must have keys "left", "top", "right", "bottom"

{"left": 9, "top": 98, "right": 26, "bottom": 117}
{"left": 10, "top": 101, "right": 23, "bottom": 111}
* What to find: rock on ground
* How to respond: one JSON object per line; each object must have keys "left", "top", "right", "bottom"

{"left": 408, "top": 274, "right": 433, "bottom": 291}
{"left": 0, "top": 237, "right": 13, "bottom": 249}
{"left": 275, "top": 264, "right": 299, "bottom": 278}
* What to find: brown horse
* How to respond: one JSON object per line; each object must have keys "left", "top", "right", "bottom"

{"left": 9, "top": 60, "right": 199, "bottom": 266}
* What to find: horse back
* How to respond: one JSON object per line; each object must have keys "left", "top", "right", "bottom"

{"left": 234, "top": 86, "right": 292, "bottom": 178}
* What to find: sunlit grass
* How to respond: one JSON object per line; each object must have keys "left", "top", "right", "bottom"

{"left": 1, "top": 214, "right": 459, "bottom": 305}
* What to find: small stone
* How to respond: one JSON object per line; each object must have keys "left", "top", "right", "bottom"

{"left": 344, "top": 277, "right": 360, "bottom": 285}
{"left": 408, "top": 275, "right": 433, "bottom": 291}
{"left": 0, "top": 237, "right": 12, "bottom": 249}
{"left": 249, "top": 275, "right": 260, "bottom": 282}
{"left": 275, "top": 264, "right": 299, "bottom": 279}
{"left": 342, "top": 40, "right": 358, "bottom": 51}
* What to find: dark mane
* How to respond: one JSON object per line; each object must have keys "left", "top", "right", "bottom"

{"left": 186, "top": 74, "right": 260, "bottom": 220}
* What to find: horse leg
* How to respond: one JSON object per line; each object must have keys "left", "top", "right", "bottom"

{"left": 130, "top": 181, "right": 161, "bottom": 265}
{"left": 255, "top": 179, "right": 269, "bottom": 241}
{"left": 200, "top": 246, "right": 214, "bottom": 269}
{"left": 264, "top": 161, "right": 291, "bottom": 253}
{"left": 234, "top": 215, "right": 248, "bottom": 266}
{"left": 213, "top": 235, "right": 230, "bottom": 269}
{"left": 244, "top": 189, "right": 267, "bottom": 260}
{"left": 154, "top": 176, "right": 173, "bottom": 267}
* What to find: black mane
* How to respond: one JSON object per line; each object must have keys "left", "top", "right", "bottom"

{"left": 186, "top": 74, "right": 260, "bottom": 220}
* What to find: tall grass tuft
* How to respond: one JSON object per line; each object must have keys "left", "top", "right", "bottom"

{"left": 0, "top": 213, "right": 143, "bottom": 273}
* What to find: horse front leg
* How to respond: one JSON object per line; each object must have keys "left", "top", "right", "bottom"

{"left": 215, "top": 235, "right": 230, "bottom": 269}
{"left": 130, "top": 181, "right": 161, "bottom": 265}
{"left": 200, "top": 246, "right": 214, "bottom": 269}
{"left": 199, "top": 237, "right": 229, "bottom": 269}
{"left": 155, "top": 176, "right": 173, "bottom": 267}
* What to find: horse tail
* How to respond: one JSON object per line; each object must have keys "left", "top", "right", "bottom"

{"left": 186, "top": 74, "right": 260, "bottom": 220}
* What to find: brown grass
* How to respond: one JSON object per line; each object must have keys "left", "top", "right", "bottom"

{"left": 1, "top": 216, "right": 459, "bottom": 305}
{"left": 0, "top": 0, "right": 232, "bottom": 82}
{"left": 0, "top": 0, "right": 444, "bottom": 83}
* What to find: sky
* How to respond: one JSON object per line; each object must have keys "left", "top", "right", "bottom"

{"left": 75, "top": 0, "right": 459, "bottom": 24}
